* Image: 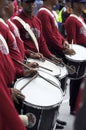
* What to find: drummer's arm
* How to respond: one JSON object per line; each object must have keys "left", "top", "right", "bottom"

{"left": 38, "top": 20, "right": 57, "bottom": 59}
{"left": 39, "top": 37, "right": 53, "bottom": 59}
{"left": 65, "top": 17, "right": 77, "bottom": 44}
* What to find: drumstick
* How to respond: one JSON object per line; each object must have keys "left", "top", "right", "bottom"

{"left": 38, "top": 74, "right": 60, "bottom": 89}
{"left": 27, "top": 49, "right": 63, "bottom": 66}
{"left": 13, "top": 58, "right": 62, "bottom": 91}
{"left": 62, "top": 62, "right": 77, "bottom": 74}
{"left": 27, "top": 49, "right": 78, "bottom": 74}
{"left": 12, "top": 58, "right": 31, "bottom": 70}
{"left": 20, "top": 73, "right": 38, "bottom": 90}
{"left": 24, "top": 59, "right": 53, "bottom": 72}
{"left": 50, "top": 55, "right": 78, "bottom": 74}
{"left": 38, "top": 65, "right": 53, "bottom": 72}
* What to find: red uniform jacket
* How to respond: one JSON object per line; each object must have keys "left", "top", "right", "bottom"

{"left": 37, "top": 7, "right": 65, "bottom": 52}
{"left": 0, "top": 62, "right": 26, "bottom": 130}
{"left": 0, "top": 18, "right": 24, "bottom": 78}
{"left": 0, "top": 34, "right": 26, "bottom": 130}
{"left": 13, "top": 11, "right": 52, "bottom": 58}
{"left": 65, "top": 15, "right": 86, "bottom": 46}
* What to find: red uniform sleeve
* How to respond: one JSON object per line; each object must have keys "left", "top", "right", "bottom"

{"left": 65, "top": 17, "right": 77, "bottom": 44}
{"left": 6, "top": 27, "right": 24, "bottom": 78}
{"left": 37, "top": 18, "right": 52, "bottom": 58}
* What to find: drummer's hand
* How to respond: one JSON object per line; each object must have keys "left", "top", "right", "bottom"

{"left": 30, "top": 52, "right": 45, "bottom": 62}
{"left": 26, "top": 62, "right": 39, "bottom": 68}
{"left": 63, "top": 48, "right": 76, "bottom": 55}
{"left": 63, "top": 41, "right": 70, "bottom": 49}
{"left": 23, "top": 69, "right": 38, "bottom": 78}
{"left": 11, "top": 88, "right": 25, "bottom": 104}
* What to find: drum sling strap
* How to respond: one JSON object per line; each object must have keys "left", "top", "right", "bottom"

{"left": 0, "top": 18, "right": 20, "bottom": 52}
{"left": 0, "top": 34, "right": 9, "bottom": 53}
{"left": 13, "top": 16, "right": 39, "bottom": 52}
{"left": 70, "top": 14, "right": 86, "bottom": 30}
{"left": 38, "top": 7, "right": 58, "bottom": 27}
{"left": 0, "top": 18, "right": 9, "bottom": 53}
{"left": 8, "top": 19, "right": 21, "bottom": 38}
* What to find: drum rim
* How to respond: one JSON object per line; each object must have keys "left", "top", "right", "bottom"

{"left": 65, "top": 56, "right": 86, "bottom": 62}
{"left": 14, "top": 74, "right": 64, "bottom": 109}
{"left": 27, "top": 58, "right": 61, "bottom": 76}
{"left": 65, "top": 44, "right": 86, "bottom": 62}
{"left": 23, "top": 100, "right": 63, "bottom": 110}
{"left": 58, "top": 74, "right": 68, "bottom": 80}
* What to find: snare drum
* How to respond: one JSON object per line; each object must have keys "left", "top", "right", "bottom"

{"left": 27, "top": 58, "right": 61, "bottom": 77}
{"left": 65, "top": 44, "right": 86, "bottom": 79}
{"left": 14, "top": 71, "right": 63, "bottom": 130}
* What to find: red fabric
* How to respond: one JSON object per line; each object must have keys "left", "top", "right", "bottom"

{"left": 0, "top": 46, "right": 15, "bottom": 86}
{"left": 0, "top": 33, "right": 26, "bottom": 130}
{"left": 12, "top": 11, "right": 52, "bottom": 58}
{"left": 65, "top": 16, "right": 86, "bottom": 46}
{"left": 37, "top": 7, "right": 65, "bottom": 51}
{"left": 0, "top": 20, "right": 24, "bottom": 78}
{"left": 0, "top": 73, "right": 26, "bottom": 130}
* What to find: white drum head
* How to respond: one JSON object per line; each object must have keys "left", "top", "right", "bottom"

{"left": 14, "top": 72, "right": 63, "bottom": 108}
{"left": 65, "top": 44, "right": 86, "bottom": 62}
{"left": 27, "top": 58, "right": 61, "bottom": 76}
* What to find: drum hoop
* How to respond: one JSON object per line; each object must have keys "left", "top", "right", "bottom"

{"left": 14, "top": 75, "right": 63, "bottom": 109}
{"left": 23, "top": 100, "right": 62, "bottom": 110}
{"left": 58, "top": 74, "right": 68, "bottom": 80}
{"left": 57, "top": 66, "right": 68, "bottom": 79}
{"left": 27, "top": 58, "right": 61, "bottom": 76}
{"left": 14, "top": 74, "right": 62, "bottom": 89}
{"left": 65, "top": 44, "right": 86, "bottom": 62}
{"left": 65, "top": 56, "right": 86, "bottom": 62}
